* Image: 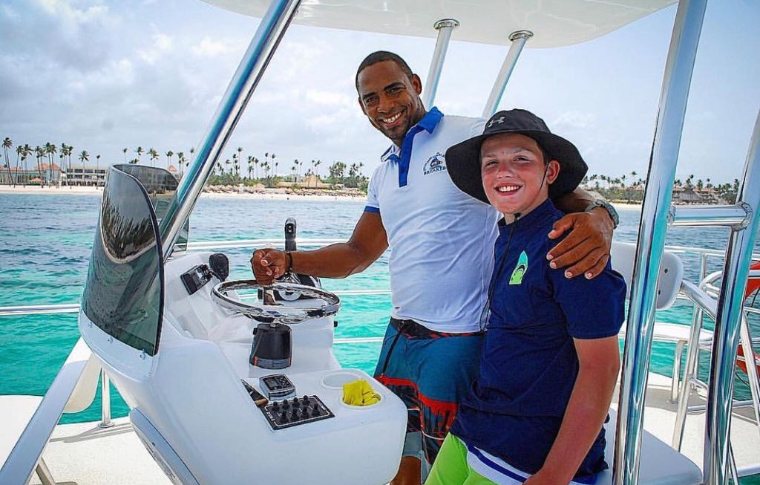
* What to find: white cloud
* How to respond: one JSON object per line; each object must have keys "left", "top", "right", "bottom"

{"left": 35, "top": 0, "right": 109, "bottom": 23}
{"left": 192, "top": 37, "right": 234, "bottom": 57}
{"left": 551, "top": 111, "right": 596, "bottom": 131}
{"left": 305, "top": 89, "right": 353, "bottom": 106}
{"left": 138, "top": 33, "right": 174, "bottom": 64}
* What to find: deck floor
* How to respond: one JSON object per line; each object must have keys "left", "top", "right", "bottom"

{"left": 27, "top": 373, "right": 760, "bottom": 484}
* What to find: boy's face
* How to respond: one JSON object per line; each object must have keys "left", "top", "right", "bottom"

{"left": 480, "top": 133, "right": 559, "bottom": 217}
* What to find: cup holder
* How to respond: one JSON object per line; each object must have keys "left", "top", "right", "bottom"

{"left": 321, "top": 370, "right": 364, "bottom": 389}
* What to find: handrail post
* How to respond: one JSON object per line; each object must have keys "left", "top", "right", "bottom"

{"left": 612, "top": 1, "right": 706, "bottom": 483}
{"left": 422, "top": 19, "right": 459, "bottom": 108}
{"left": 704, "top": 109, "right": 760, "bottom": 483}
{"left": 159, "top": 0, "right": 303, "bottom": 259}
{"left": 481, "top": 30, "right": 532, "bottom": 118}
{"left": 99, "top": 370, "right": 114, "bottom": 428}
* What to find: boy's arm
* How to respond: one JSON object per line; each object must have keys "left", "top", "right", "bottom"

{"left": 548, "top": 187, "right": 615, "bottom": 280}
{"left": 524, "top": 336, "right": 620, "bottom": 485}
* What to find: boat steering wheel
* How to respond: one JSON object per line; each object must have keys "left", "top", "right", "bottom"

{"left": 211, "top": 280, "right": 340, "bottom": 325}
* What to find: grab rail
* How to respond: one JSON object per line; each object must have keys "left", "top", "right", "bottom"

{"left": 0, "top": 338, "right": 91, "bottom": 484}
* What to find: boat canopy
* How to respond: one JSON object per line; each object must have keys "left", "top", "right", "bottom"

{"left": 204, "top": 0, "right": 675, "bottom": 48}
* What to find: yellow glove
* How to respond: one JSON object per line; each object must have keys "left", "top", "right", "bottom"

{"left": 342, "top": 379, "right": 381, "bottom": 406}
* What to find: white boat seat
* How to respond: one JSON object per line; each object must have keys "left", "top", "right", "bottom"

{"left": 610, "top": 241, "right": 684, "bottom": 311}
{"left": 619, "top": 322, "right": 714, "bottom": 347}
{"left": 597, "top": 409, "right": 701, "bottom": 484}
{"left": 611, "top": 242, "right": 696, "bottom": 401}
{"left": 0, "top": 395, "right": 55, "bottom": 485}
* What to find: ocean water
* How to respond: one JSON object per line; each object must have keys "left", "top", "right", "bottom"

{"left": 0, "top": 192, "right": 758, "bottom": 428}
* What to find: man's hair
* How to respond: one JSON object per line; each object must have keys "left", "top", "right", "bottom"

{"left": 355, "top": 51, "right": 414, "bottom": 91}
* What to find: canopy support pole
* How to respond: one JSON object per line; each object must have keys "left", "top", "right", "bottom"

{"left": 422, "top": 19, "right": 459, "bottom": 108}
{"left": 481, "top": 30, "right": 532, "bottom": 118}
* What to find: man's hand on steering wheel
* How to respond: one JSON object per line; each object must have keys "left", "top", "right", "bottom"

{"left": 546, "top": 207, "right": 614, "bottom": 280}
{"left": 251, "top": 248, "right": 288, "bottom": 285}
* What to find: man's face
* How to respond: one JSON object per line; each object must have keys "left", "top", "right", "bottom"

{"left": 480, "top": 133, "right": 559, "bottom": 217}
{"left": 357, "top": 60, "right": 426, "bottom": 146}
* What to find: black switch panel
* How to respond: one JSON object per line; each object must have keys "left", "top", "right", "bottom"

{"left": 260, "top": 395, "right": 334, "bottom": 430}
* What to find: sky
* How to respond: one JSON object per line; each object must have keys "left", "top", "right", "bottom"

{"left": 1, "top": 0, "right": 759, "bottom": 185}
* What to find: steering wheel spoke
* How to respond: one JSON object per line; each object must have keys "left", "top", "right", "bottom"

{"left": 212, "top": 280, "right": 340, "bottom": 324}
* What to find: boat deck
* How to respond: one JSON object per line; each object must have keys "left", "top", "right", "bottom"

{"left": 24, "top": 373, "right": 759, "bottom": 484}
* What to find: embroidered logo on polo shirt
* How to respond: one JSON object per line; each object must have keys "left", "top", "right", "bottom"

{"left": 509, "top": 251, "right": 528, "bottom": 285}
{"left": 423, "top": 152, "right": 446, "bottom": 175}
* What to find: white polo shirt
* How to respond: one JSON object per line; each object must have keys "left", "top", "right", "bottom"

{"left": 366, "top": 108, "right": 499, "bottom": 333}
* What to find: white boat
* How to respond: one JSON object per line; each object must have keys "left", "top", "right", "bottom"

{"left": 1, "top": 0, "right": 759, "bottom": 484}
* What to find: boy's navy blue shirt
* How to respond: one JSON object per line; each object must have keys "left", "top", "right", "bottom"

{"left": 451, "top": 199, "right": 626, "bottom": 479}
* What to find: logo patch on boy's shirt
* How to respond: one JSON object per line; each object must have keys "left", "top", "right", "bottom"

{"left": 423, "top": 152, "right": 446, "bottom": 175}
{"left": 509, "top": 251, "right": 528, "bottom": 285}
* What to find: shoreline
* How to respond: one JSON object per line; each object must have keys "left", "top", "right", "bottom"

{"left": 0, "top": 184, "right": 367, "bottom": 203}
{"left": 0, "top": 184, "right": 644, "bottom": 209}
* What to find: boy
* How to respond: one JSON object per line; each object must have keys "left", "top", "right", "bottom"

{"left": 426, "top": 109, "right": 626, "bottom": 484}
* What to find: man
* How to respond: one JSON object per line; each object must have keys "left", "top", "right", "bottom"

{"left": 251, "top": 51, "right": 617, "bottom": 485}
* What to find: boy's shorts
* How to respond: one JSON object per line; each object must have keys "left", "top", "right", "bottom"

{"left": 426, "top": 434, "right": 596, "bottom": 485}
{"left": 374, "top": 317, "right": 483, "bottom": 466}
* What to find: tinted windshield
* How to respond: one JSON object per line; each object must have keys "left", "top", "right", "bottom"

{"left": 114, "top": 164, "right": 188, "bottom": 251}
{"left": 81, "top": 166, "right": 164, "bottom": 355}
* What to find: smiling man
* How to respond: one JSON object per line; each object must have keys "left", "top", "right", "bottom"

{"left": 252, "top": 51, "right": 618, "bottom": 485}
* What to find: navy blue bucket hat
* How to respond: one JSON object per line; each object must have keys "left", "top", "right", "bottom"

{"left": 445, "top": 109, "right": 588, "bottom": 203}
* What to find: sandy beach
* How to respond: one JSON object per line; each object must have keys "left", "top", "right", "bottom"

{"left": 0, "top": 184, "right": 644, "bottom": 210}
{"left": 0, "top": 184, "right": 367, "bottom": 202}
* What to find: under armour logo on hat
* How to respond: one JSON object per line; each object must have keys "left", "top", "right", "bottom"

{"left": 487, "top": 116, "right": 506, "bottom": 128}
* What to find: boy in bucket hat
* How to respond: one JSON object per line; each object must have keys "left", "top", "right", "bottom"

{"left": 426, "top": 109, "right": 626, "bottom": 485}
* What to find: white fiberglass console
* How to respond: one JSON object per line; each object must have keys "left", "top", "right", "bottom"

{"left": 78, "top": 165, "right": 406, "bottom": 484}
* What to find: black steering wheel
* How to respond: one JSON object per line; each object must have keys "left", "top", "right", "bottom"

{"left": 211, "top": 280, "right": 340, "bottom": 324}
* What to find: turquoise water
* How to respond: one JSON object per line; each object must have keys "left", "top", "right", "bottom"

{"left": 0, "top": 192, "right": 758, "bottom": 428}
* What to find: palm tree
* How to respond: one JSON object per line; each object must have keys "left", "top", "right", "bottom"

{"left": 15, "top": 145, "right": 25, "bottom": 186}
{"left": 177, "top": 152, "right": 186, "bottom": 178}
{"left": 96, "top": 154, "right": 101, "bottom": 186}
{"left": 148, "top": 148, "right": 159, "bottom": 167}
{"left": 44, "top": 142, "right": 57, "bottom": 184}
{"left": 314, "top": 159, "right": 321, "bottom": 178}
{"left": 78, "top": 150, "right": 89, "bottom": 186}
{"left": 136, "top": 146, "right": 144, "bottom": 164}
{"left": 22, "top": 145, "right": 31, "bottom": 186}
{"left": 59, "top": 143, "right": 70, "bottom": 186}
{"left": 123, "top": 147, "right": 128, "bottom": 162}
{"left": 2, "top": 137, "right": 13, "bottom": 186}
{"left": 166, "top": 150, "right": 174, "bottom": 169}
{"left": 33, "top": 146, "right": 44, "bottom": 186}
{"left": 247, "top": 155, "right": 254, "bottom": 180}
